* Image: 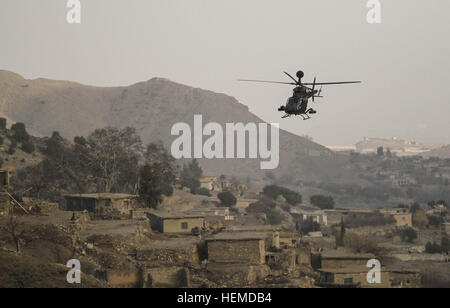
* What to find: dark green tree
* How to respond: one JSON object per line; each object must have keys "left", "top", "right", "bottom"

{"left": 138, "top": 143, "right": 177, "bottom": 208}
{"left": 310, "top": 195, "right": 335, "bottom": 209}
{"left": 180, "top": 159, "right": 203, "bottom": 193}
{"left": 218, "top": 191, "right": 237, "bottom": 207}
{"left": 11, "top": 122, "right": 29, "bottom": 142}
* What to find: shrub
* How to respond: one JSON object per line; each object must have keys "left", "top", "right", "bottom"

{"left": 11, "top": 123, "right": 29, "bottom": 142}
{"left": 218, "top": 191, "right": 237, "bottom": 207}
{"left": 425, "top": 242, "right": 441, "bottom": 254}
{"left": 344, "top": 213, "right": 395, "bottom": 228}
{"left": 441, "top": 236, "right": 450, "bottom": 254}
{"left": 0, "top": 118, "right": 6, "bottom": 130}
{"left": 427, "top": 215, "right": 444, "bottom": 227}
{"left": 263, "top": 185, "right": 302, "bottom": 205}
{"left": 344, "top": 232, "right": 383, "bottom": 255}
{"left": 310, "top": 195, "right": 335, "bottom": 209}
{"left": 21, "top": 141, "right": 35, "bottom": 154}
{"left": 194, "top": 188, "right": 211, "bottom": 197}
{"left": 400, "top": 227, "right": 418, "bottom": 243}
{"left": 298, "top": 218, "right": 321, "bottom": 235}
{"left": 74, "top": 136, "right": 87, "bottom": 146}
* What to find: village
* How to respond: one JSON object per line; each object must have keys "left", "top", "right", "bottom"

{"left": 1, "top": 169, "right": 448, "bottom": 288}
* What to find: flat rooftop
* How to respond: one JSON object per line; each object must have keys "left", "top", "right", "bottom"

{"left": 318, "top": 266, "right": 389, "bottom": 274}
{"left": 64, "top": 193, "right": 138, "bottom": 200}
{"left": 147, "top": 211, "right": 205, "bottom": 219}
{"left": 206, "top": 231, "right": 268, "bottom": 242}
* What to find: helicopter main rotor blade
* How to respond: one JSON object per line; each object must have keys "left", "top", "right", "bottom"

{"left": 238, "top": 79, "right": 296, "bottom": 85}
{"left": 283, "top": 72, "right": 299, "bottom": 84}
{"left": 302, "top": 81, "right": 361, "bottom": 85}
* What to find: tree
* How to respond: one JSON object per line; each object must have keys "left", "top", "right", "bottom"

{"left": 0, "top": 117, "right": 6, "bottom": 130}
{"left": 298, "top": 217, "right": 320, "bottom": 235}
{"left": 425, "top": 242, "right": 441, "bottom": 254}
{"left": 400, "top": 227, "right": 418, "bottom": 243}
{"left": 218, "top": 191, "right": 237, "bottom": 207}
{"left": 195, "top": 188, "right": 211, "bottom": 197}
{"left": 74, "top": 136, "right": 87, "bottom": 146}
{"left": 139, "top": 143, "right": 177, "bottom": 208}
{"left": 0, "top": 216, "right": 25, "bottom": 253}
{"left": 344, "top": 232, "right": 382, "bottom": 255}
{"left": 21, "top": 141, "right": 35, "bottom": 154}
{"left": 45, "top": 131, "right": 65, "bottom": 156}
{"left": 180, "top": 159, "right": 203, "bottom": 193}
{"left": 377, "top": 146, "right": 384, "bottom": 156}
{"left": 87, "top": 127, "right": 143, "bottom": 193}
{"left": 441, "top": 236, "right": 450, "bottom": 254}
{"left": 310, "top": 195, "right": 335, "bottom": 210}
{"left": 263, "top": 185, "right": 302, "bottom": 205}
{"left": 11, "top": 122, "right": 29, "bottom": 142}
{"left": 336, "top": 218, "right": 346, "bottom": 247}
{"left": 410, "top": 202, "right": 422, "bottom": 214}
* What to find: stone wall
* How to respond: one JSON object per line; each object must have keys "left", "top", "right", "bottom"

{"left": 206, "top": 263, "right": 270, "bottom": 285}
{"left": 143, "top": 267, "right": 190, "bottom": 288}
{"left": 207, "top": 239, "right": 265, "bottom": 264}
{"left": 136, "top": 244, "right": 199, "bottom": 267}
{"left": 102, "top": 269, "right": 142, "bottom": 288}
{"left": 321, "top": 257, "right": 372, "bottom": 269}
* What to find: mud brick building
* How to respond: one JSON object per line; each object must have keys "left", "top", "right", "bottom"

{"left": 317, "top": 266, "right": 391, "bottom": 288}
{"left": 318, "top": 267, "right": 420, "bottom": 288}
{"left": 146, "top": 211, "right": 205, "bottom": 234}
{"left": 320, "top": 252, "right": 376, "bottom": 269}
{"left": 63, "top": 193, "right": 139, "bottom": 217}
{"left": 206, "top": 232, "right": 266, "bottom": 264}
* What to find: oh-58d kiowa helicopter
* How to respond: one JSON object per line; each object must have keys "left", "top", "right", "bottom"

{"left": 239, "top": 70, "right": 361, "bottom": 120}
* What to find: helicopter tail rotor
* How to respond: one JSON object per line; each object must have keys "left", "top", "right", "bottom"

{"left": 311, "top": 77, "right": 317, "bottom": 102}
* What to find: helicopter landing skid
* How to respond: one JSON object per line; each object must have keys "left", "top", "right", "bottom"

{"left": 300, "top": 114, "right": 311, "bottom": 120}
{"left": 281, "top": 114, "right": 291, "bottom": 119}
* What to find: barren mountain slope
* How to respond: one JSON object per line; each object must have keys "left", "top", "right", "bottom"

{"left": 0, "top": 70, "right": 359, "bottom": 184}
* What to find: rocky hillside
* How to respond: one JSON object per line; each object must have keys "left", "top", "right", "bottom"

{"left": 0, "top": 70, "right": 360, "bottom": 185}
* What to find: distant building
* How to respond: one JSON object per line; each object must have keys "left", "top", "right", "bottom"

{"left": 317, "top": 266, "right": 390, "bottom": 288}
{"left": 199, "top": 176, "right": 221, "bottom": 191}
{"left": 318, "top": 267, "right": 420, "bottom": 288}
{"left": 380, "top": 208, "right": 413, "bottom": 227}
{"left": 147, "top": 211, "right": 205, "bottom": 234}
{"left": 63, "top": 193, "right": 139, "bottom": 217}
{"left": 320, "top": 252, "right": 376, "bottom": 269}
{"left": 393, "top": 175, "right": 417, "bottom": 187}
{"left": 355, "top": 137, "right": 444, "bottom": 157}
{"left": 290, "top": 205, "right": 328, "bottom": 226}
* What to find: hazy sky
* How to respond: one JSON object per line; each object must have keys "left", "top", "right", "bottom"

{"left": 1, "top": 0, "right": 449, "bottom": 145}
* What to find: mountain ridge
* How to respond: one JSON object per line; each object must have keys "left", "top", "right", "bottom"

{"left": 0, "top": 70, "right": 358, "bottom": 185}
